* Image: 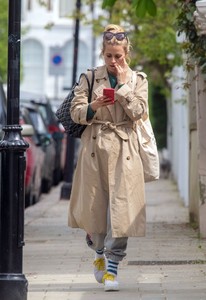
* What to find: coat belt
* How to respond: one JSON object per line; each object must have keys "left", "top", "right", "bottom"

{"left": 92, "top": 120, "right": 134, "bottom": 140}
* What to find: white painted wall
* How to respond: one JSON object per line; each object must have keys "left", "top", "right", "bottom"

{"left": 168, "top": 66, "right": 189, "bottom": 206}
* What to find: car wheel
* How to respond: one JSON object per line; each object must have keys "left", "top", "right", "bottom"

{"left": 25, "top": 172, "right": 36, "bottom": 208}
{"left": 53, "top": 168, "right": 61, "bottom": 185}
{"left": 41, "top": 178, "right": 52, "bottom": 193}
{"left": 25, "top": 189, "right": 35, "bottom": 208}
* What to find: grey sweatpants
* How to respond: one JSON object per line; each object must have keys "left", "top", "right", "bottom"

{"left": 86, "top": 206, "right": 128, "bottom": 262}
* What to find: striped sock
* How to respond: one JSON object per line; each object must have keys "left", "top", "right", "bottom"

{"left": 107, "top": 259, "right": 119, "bottom": 276}
{"left": 95, "top": 249, "right": 104, "bottom": 259}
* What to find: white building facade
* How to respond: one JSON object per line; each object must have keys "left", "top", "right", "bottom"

{"left": 20, "top": 0, "right": 101, "bottom": 100}
{"left": 168, "top": 66, "right": 189, "bottom": 206}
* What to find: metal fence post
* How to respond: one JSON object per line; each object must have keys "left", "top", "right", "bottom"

{"left": 0, "top": 1, "right": 28, "bottom": 299}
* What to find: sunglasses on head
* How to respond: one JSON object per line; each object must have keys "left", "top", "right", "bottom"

{"left": 103, "top": 31, "right": 127, "bottom": 41}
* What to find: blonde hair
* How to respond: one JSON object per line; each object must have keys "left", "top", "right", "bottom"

{"left": 101, "top": 24, "right": 131, "bottom": 63}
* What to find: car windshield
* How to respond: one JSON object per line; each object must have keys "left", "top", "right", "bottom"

{"left": 37, "top": 105, "right": 49, "bottom": 126}
{"left": 29, "top": 111, "right": 48, "bottom": 135}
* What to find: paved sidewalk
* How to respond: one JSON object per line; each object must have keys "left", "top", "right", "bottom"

{"left": 24, "top": 179, "right": 206, "bottom": 300}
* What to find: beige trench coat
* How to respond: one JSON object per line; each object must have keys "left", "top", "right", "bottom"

{"left": 68, "top": 65, "right": 148, "bottom": 238}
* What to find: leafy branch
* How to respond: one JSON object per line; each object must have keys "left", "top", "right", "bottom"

{"left": 102, "top": 0, "right": 157, "bottom": 17}
{"left": 176, "top": 0, "right": 206, "bottom": 73}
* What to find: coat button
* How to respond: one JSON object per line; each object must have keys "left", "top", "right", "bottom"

{"left": 126, "top": 156, "right": 130, "bottom": 160}
{"left": 92, "top": 135, "right": 96, "bottom": 139}
{"left": 91, "top": 152, "right": 95, "bottom": 157}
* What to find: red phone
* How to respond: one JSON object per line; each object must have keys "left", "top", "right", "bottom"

{"left": 103, "top": 88, "right": 115, "bottom": 103}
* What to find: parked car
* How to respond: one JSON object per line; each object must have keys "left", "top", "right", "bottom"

{"left": 50, "top": 98, "right": 81, "bottom": 169}
{"left": 20, "top": 91, "right": 66, "bottom": 185}
{"left": 0, "top": 82, "right": 44, "bottom": 207}
{"left": 20, "top": 102, "right": 56, "bottom": 194}
{"left": 20, "top": 116, "right": 45, "bottom": 207}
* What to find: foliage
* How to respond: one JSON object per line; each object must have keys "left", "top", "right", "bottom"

{"left": 102, "top": 0, "right": 157, "bottom": 17}
{"left": 0, "top": 0, "right": 8, "bottom": 82}
{"left": 176, "top": 0, "right": 206, "bottom": 74}
{"left": 87, "top": 0, "right": 181, "bottom": 91}
{"left": 130, "top": 0, "right": 181, "bottom": 89}
{"left": 84, "top": 0, "right": 180, "bottom": 149}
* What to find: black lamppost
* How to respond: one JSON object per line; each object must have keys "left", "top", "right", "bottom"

{"left": 0, "top": 1, "right": 28, "bottom": 299}
{"left": 60, "top": 0, "right": 81, "bottom": 199}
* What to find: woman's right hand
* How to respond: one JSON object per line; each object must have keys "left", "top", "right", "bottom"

{"left": 90, "top": 96, "right": 113, "bottom": 112}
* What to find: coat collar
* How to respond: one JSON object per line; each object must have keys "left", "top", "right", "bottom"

{"left": 94, "top": 65, "right": 108, "bottom": 82}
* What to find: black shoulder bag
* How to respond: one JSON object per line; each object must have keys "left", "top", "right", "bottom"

{"left": 55, "top": 69, "right": 95, "bottom": 138}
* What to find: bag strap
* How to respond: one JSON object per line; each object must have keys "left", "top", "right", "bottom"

{"left": 132, "top": 71, "right": 148, "bottom": 122}
{"left": 88, "top": 69, "right": 95, "bottom": 103}
{"left": 79, "top": 69, "right": 95, "bottom": 104}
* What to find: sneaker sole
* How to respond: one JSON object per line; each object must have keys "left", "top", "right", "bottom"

{"left": 104, "top": 285, "right": 119, "bottom": 292}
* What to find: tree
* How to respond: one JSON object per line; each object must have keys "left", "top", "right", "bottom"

{"left": 177, "top": 0, "right": 206, "bottom": 74}
{"left": 86, "top": 0, "right": 181, "bottom": 148}
{"left": 90, "top": 0, "right": 181, "bottom": 87}
{"left": 0, "top": 0, "right": 8, "bottom": 82}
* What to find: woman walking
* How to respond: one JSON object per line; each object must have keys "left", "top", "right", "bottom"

{"left": 68, "top": 23, "right": 148, "bottom": 291}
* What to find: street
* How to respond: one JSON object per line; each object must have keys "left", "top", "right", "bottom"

{"left": 24, "top": 179, "right": 206, "bottom": 300}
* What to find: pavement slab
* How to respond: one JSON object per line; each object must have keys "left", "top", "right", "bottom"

{"left": 24, "top": 179, "right": 206, "bottom": 299}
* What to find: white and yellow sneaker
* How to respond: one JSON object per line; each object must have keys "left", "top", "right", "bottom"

{"left": 102, "top": 272, "right": 119, "bottom": 292}
{"left": 93, "top": 257, "right": 106, "bottom": 283}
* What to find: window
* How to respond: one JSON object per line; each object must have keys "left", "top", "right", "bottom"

{"left": 21, "top": 39, "right": 44, "bottom": 93}
{"left": 29, "top": 110, "right": 47, "bottom": 135}
{"left": 63, "top": 40, "right": 90, "bottom": 89}
{"left": 59, "top": 0, "right": 75, "bottom": 17}
{"left": 27, "top": 0, "right": 32, "bottom": 10}
{"left": 47, "top": 0, "right": 52, "bottom": 10}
